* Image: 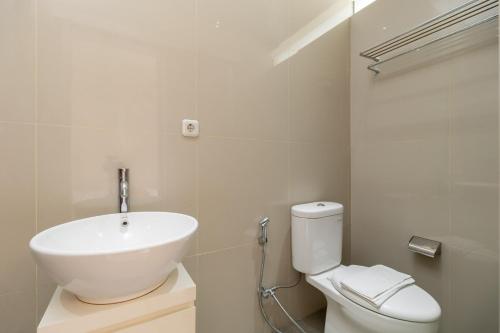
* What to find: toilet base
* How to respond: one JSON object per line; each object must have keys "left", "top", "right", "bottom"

{"left": 324, "top": 298, "right": 439, "bottom": 333}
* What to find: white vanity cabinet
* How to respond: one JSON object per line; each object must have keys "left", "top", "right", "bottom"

{"left": 38, "top": 264, "right": 195, "bottom": 333}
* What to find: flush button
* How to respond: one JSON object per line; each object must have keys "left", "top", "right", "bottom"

{"left": 317, "top": 203, "right": 325, "bottom": 207}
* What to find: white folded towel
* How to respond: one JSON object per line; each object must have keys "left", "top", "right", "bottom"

{"left": 339, "top": 265, "right": 415, "bottom": 308}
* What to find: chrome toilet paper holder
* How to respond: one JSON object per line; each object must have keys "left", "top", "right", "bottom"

{"left": 408, "top": 236, "right": 441, "bottom": 258}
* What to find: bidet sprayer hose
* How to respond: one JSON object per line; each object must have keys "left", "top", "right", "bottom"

{"left": 270, "top": 289, "right": 307, "bottom": 333}
{"left": 257, "top": 217, "right": 308, "bottom": 333}
{"left": 258, "top": 244, "right": 284, "bottom": 333}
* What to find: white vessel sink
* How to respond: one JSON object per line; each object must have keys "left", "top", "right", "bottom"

{"left": 30, "top": 212, "right": 198, "bottom": 304}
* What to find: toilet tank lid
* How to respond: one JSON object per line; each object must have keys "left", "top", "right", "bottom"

{"left": 292, "top": 202, "right": 343, "bottom": 219}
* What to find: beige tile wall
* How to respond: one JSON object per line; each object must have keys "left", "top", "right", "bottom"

{"left": 0, "top": 0, "right": 350, "bottom": 332}
{"left": 350, "top": 1, "right": 498, "bottom": 332}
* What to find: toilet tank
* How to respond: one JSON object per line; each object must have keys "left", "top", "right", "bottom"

{"left": 291, "top": 202, "right": 343, "bottom": 275}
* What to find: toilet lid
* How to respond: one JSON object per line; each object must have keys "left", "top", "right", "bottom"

{"left": 329, "top": 265, "right": 441, "bottom": 323}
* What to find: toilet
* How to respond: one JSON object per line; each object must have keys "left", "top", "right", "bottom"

{"left": 291, "top": 202, "right": 441, "bottom": 333}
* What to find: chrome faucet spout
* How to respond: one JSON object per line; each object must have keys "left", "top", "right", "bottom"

{"left": 118, "top": 168, "right": 129, "bottom": 213}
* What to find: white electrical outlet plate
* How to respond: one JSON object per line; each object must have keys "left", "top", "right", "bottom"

{"left": 182, "top": 119, "right": 199, "bottom": 137}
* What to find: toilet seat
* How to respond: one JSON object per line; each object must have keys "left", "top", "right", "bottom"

{"left": 307, "top": 265, "right": 441, "bottom": 323}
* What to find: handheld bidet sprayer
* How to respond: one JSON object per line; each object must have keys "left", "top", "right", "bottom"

{"left": 258, "top": 217, "right": 270, "bottom": 245}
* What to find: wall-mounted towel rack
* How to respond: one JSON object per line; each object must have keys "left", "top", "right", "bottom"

{"left": 360, "top": 0, "right": 499, "bottom": 73}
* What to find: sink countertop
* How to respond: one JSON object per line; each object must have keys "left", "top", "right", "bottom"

{"left": 38, "top": 263, "right": 195, "bottom": 333}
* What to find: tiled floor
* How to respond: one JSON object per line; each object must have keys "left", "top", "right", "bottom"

{"left": 283, "top": 309, "right": 325, "bottom": 333}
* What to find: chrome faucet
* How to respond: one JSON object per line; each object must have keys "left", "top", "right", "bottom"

{"left": 118, "top": 168, "right": 129, "bottom": 213}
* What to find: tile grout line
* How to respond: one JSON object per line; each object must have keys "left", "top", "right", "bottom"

{"left": 447, "top": 59, "right": 455, "bottom": 317}
{"left": 286, "top": 62, "right": 293, "bottom": 286}
{"left": 33, "top": 0, "right": 39, "bottom": 326}
{"left": 286, "top": 0, "right": 294, "bottom": 289}
{"left": 4, "top": 123, "right": 329, "bottom": 147}
{"left": 0, "top": 120, "right": 36, "bottom": 126}
{"left": 195, "top": 242, "right": 256, "bottom": 257}
{"left": 194, "top": 0, "right": 200, "bottom": 264}
{"left": 284, "top": 2, "right": 296, "bottom": 306}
